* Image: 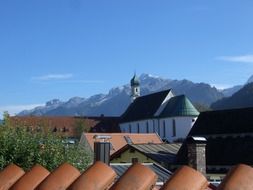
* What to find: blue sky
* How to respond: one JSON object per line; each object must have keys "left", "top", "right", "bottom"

{"left": 1, "top": 0, "right": 253, "bottom": 116}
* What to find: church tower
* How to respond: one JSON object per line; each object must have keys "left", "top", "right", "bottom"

{"left": 130, "top": 74, "right": 140, "bottom": 102}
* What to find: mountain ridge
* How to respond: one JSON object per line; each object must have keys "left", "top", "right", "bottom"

{"left": 211, "top": 82, "right": 253, "bottom": 110}
{"left": 18, "top": 73, "right": 252, "bottom": 117}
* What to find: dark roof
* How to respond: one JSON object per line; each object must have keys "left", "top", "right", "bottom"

{"left": 110, "top": 143, "right": 181, "bottom": 165}
{"left": 121, "top": 90, "right": 171, "bottom": 122}
{"left": 131, "top": 143, "right": 181, "bottom": 164}
{"left": 189, "top": 107, "right": 253, "bottom": 135}
{"left": 110, "top": 163, "right": 172, "bottom": 184}
{"left": 159, "top": 95, "right": 199, "bottom": 118}
{"left": 176, "top": 108, "right": 253, "bottom": 170}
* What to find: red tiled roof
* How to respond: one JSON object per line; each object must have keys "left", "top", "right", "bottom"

{"left": 80, "top": 132, "right": 163, "bottom": 154}
{"left": 160, "top": 166, "right": 208, "bottom": 190}
{"left": 36, "top": 163, "right": 80, "bottom": 190}
{"left": 9, "top": 116, "right": 100, "bottom": 137}
{"left": 0, "top": 162, "right": 252, "bottom": 190}
{"left": 68, "top": 161, "right": 116, "bottom": 190}
{"left": 0, "top": 164, "right": 25, "bottom": 190}
{"left": 10, "top": 164, "right": 49, "bottom": 190}
{"left": 217, "top": 164, "right": 253, "bottom": 190}
{"left": 110, "top": 163, "right": 157, "bottom": 190}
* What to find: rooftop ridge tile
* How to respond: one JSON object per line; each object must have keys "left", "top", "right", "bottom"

{"left": 217, "top": 164, "right": 253, "bottom": 190}
{"left": 0, "top": 164, "right": 25, "bottom": 190}
{"left": 10, "top": 164, "right": 50, "bottom": 190}
{"left": 35, "top": 163, "right": 80, "bottom": 190}
{"left": 110, "top": 163, "right": 157, "bottom": 190}
{"left": 67, "top": 161, "right": 116, "bottom": 190}
{"left": 160, "top": 165, "right": 208, "bottom": 190}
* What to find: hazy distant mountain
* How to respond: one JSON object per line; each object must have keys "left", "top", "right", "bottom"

{"left": 18, "top": 73, "right": 224, "bottom": 117}
{"left": 211, "top": 82, "right": 253, "bottom": 110}
{"left": 247, "top": 75, "right": 253, "bottom": 84}
{"left": 221, "top": 85, "right": 243, "bottom": 97}
{"left": 160, "top": 79, "right": 223, "bottom": 106}
{"left": 220, "top": 74, "right": 253, "bottom": 97}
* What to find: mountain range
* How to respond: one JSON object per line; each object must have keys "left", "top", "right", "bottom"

{"left": 18, "top": 74, "right": 252, "bottom": 117}
{"left": 211, "top": 82, "right": 253, "bottom": 110}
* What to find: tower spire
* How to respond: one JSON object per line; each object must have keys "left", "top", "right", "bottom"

{"left": 130, "top": 73, "right": 140, "bottom": 102}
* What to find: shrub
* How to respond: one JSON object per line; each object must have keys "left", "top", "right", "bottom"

{"left": 0, "top": 122, "right": 92, "bottom": 171}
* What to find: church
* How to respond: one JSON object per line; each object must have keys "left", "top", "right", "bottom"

{"left": 119, "top": 74, "right": 199, "bottom": 142}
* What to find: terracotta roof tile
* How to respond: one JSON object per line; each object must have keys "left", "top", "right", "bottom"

{"left": 0, "top": 163, "right": 253, "bottom": 190}
{"left": 81, "top": 133, "right": 163, "bottom": 155}
{"left": 36, "top": 163, "right": 80, "bottom": 190}
{"left": 10, "top": 164, "right": 49, "bottom": 190}
{"left": 68, "top": 161, "right": 116, "bottom": 190}
{"left": 160, "top": 165, "right": 208, "bottom": 190}
{"left": 217, "top": 164, "right": 253, "bottom": 190}
{"left": 9, "top": 116, "right": 109, "bottom": 137}
{"left": 110, "top": 163, "right": 157, "bottom": 190}
{"left": 0, "top": 164, "right": 25, "bottom": 190}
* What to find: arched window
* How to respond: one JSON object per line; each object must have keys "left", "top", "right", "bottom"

{"left": 146, "top": 122, "right": 149, "bottom": 133}
{"left": 137, "top": 123, "right": 140, "bottom": 133}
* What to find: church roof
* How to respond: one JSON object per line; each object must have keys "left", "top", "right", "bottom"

{"left": 121, "top": 90, "right": 171, "bottom": 123}
{"left": 159, "top": 95, "right": 199, "bottom": 118}
{"left": 130, "top": 74, "right": 140, "bottom": 86}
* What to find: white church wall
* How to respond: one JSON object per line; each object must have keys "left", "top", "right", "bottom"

{"left": 120, "top": 116, "right": 198, "bottom": 142}
{"left": 159, "top": 116, "right": 198, "bottom": 142}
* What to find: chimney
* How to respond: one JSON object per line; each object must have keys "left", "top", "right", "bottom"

{"left": 93, "top": 135, "right": 111, "bottom": 165}
{"left": 187, "top": 136, "right": 207, "bottom": 176}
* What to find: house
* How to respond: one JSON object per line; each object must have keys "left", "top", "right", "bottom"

{"left": 9, "top": 116, "right": 120, "bottom": 140}
{"left": 119, "top": 74, "right": 199, "bottom": 142}
{"left": 79, "top": 132, "right": 163, "bottom": 155}
{"left": 176, "top": 107, "right": 253, "bottom": 173}
{"left": 110, "top": 143, "right": 181, "bottom": 170}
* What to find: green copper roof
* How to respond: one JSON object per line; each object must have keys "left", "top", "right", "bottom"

{"left": 159, "top": 95, "right": 199, "bottom": 118}
{"left": 130, "top": 74, "right": 140, "bottom": 86}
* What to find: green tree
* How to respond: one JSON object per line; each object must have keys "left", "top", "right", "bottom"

{"left": 0, "top": 121, "right": 92, "bottom": 171}
{"left": 74, "top": 119, "right": 90, "bottom": 139}
{"left": 2, "top": 111, "right": 10, "bottom": 126}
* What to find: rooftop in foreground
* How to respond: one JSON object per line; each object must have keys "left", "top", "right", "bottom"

{"left": 1, "top": 162, "right": 253, "bottom": 190}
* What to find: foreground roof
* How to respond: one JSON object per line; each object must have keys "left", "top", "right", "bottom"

{"left": 1, "top": 162, "right": 253, "bottom": 190}
{"left": 80, "top": 133, "right": 163, "bottom": 155}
